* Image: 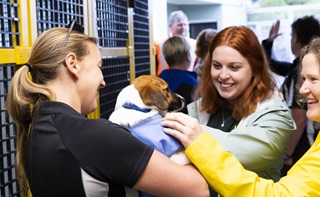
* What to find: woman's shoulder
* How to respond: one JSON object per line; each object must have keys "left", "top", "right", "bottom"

{"left": 238, "top": 91, "right": 293, "bottom": 127}
{"left": 257, "top": 90, "right": 289, "bottom": 111}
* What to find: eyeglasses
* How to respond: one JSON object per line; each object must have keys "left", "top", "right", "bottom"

{"left": 62, "top": 19, "right": 85, "bottom": 47}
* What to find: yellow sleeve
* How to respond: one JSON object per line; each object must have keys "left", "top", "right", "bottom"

{"left": 185, "top": 132, "right": 320, "bottom": 197}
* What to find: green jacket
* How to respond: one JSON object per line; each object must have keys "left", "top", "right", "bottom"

{"left": 187, "top": 91, "right": 296, "bottom": 181}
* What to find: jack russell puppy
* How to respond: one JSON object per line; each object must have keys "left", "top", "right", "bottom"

{"left": 109, "top": 75, "right": 190, "bottom": 165}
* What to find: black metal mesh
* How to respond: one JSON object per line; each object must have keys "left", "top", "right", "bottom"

{"left": 98, "top": 0, "right": 151, "bottom": 118}
{"left": 0, "top": 64, "right": 25, "bottom": 197}
{"left": 0, "top": 0, "right": 19, "bottom": 48}
{"left": 133, "top": 0, "right": 150, "bottom": 77}
{"left": 36, "top": 0, "right": 84, "bottom": 34}
{"left": 96, "top": 0, "right": 131, "bottom": 119}
{"left": 100, "top": 57, "right": 130, "bottom": 119}
{"left": 0, "top": 0, "right": 25, "bottom": 196}
{"left": 96, "top": 0, "right": 128, "bottom": 47}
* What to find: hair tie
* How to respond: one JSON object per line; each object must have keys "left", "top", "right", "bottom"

{"left": 26, "top": 63, "right": 33, "bottom": 72}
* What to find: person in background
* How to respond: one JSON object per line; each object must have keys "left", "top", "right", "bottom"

{"left": 155, "top": 10, "right": 196, "bottom": 76}
{"left": 164, "top": 25, "right": 296, "bottom": 197}
{"left": 5, "top": 22, "right": 209, "bottom": 197}
{"left": 158, "top": 36, "right": 198, "bottom": 112}
{"left": 194, "top": 28, "right": 218, "bottom": 80}
{"left": 263, "top": 16, "right": 320, "bottom": 176}
{"left": 162, "top": 36, "right": 320, "bottom": 197}
{"left": 262, "top": 15, "right": 320, "bottom": 77}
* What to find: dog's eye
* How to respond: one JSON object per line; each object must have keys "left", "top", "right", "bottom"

{"left": 164, "top": 87, "right": 170, "bottom": 92}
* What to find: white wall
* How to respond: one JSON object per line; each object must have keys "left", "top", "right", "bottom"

{"left": 165, "top": 0, "right": 246, "bottom": 37}
{"left": 181, "top": 4, "right": 221, "bottom": 28}
{"left": 219, "top": 4, "right": 246, "bottom": 29}
{"left": 149, "top": 0, "right": 168, "bottom": 41}
{"left": 150, "top": 0, "right": 249, "bottom": 40}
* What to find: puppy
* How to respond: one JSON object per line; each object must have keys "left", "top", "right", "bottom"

{"left": 109, "top": 75, "right": 190, "bottom": 165}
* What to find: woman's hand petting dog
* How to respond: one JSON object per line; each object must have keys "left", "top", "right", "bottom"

{"left": 162, "top": 112, "right": 204, "bottom": 148}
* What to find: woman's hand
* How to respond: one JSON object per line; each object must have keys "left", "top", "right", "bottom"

{"left": 162, "top": 112, "right": 204, "bottom": 148}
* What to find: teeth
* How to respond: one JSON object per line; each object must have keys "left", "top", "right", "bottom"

{"left": 221, "top": 83, "right": 232, "bottom": 88}
{"left": 308, "top": 100, "right": 318, "bottom": 104}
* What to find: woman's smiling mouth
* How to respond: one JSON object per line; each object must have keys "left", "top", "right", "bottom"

{"left": 308, "top": 99, "right": 318, "bottom": 104}
{"left": 220, "top": 82, "right": 234, "bottom": 88}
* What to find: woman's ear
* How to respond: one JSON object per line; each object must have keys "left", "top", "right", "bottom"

{"left": 64, "top": 53, "right": 80, "bottom": 79}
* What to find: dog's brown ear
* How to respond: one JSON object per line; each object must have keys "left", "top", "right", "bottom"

{"left": 139, "top": 85, "right": 169, "bottom": 110}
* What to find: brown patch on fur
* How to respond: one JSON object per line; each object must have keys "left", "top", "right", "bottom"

{"left": 132, "top": 75, "right": 175, "bottom": 111}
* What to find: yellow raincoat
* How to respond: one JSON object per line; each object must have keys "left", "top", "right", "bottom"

{"left": 186, "top": 131, "right": 320, "bottom": 196}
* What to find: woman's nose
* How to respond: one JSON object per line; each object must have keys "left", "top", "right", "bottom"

{"left": 100, "top": 80, "right": 106, "bottom": 89}
{"left": 299, "top": 81, "right": 309, "bottom": 95}
{"left": 219, "top": 68, "right": 229, "bottom": 79}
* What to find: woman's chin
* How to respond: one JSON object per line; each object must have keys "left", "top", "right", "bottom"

{"left": 307, "top": 111, "right": 320, "bottom": 122}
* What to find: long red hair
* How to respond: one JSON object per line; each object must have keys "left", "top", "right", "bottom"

{"left": 194, "top": 26, "right": 275, "bottom": 120}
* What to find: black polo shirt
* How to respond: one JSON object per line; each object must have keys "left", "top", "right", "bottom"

{"left": 26, "top": 101, "right": 153, "bottom": 197}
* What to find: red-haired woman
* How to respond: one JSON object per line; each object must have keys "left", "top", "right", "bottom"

{"left": 163, "top": 26, "right": 296, "bottom": 197}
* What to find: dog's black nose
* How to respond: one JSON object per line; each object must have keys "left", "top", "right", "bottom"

{"left": 168, "top": 93, "right": 187, "bottom": 114}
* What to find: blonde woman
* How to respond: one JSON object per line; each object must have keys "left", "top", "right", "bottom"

{"left": 6, "top": 21, "right": 208, "bottom": 197}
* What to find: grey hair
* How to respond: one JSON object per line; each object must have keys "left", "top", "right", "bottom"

{"left": 168, "top": 10, "right": 188, "bottom": 25}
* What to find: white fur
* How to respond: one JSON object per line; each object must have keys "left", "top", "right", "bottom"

{"left": 109, "top": 84, "right": 190, "bottom": 165}
{"left": 109, "top": 85, "right": 159, "bottom": 127}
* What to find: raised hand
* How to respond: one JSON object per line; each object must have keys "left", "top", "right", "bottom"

{"left": 268, "top": 20, "right": 282, "bottom": 42}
